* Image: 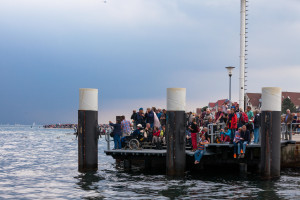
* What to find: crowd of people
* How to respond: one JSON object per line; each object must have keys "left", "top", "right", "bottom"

{"left": 108, "top": 103, "right": 300, "bottom": 165}
{"left": 185, "top": 104, "right": 261, "bottom": 163}
{"left": 109, "top": 107, "right": 166, "bottom": 150}
{"left": 281, "top": 109, "right": 300, "bottom": 139}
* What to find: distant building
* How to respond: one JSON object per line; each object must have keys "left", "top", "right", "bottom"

{"left": 208, "top": 102, "right": 217, "bottom": 112}
{"left": 208, "top": 99, "right": 238, "bottom": 113}
{"left": 245, "top": 92, "right": 300, "bottom": 111}
{"left": 245, "top": 93, "right": 262, "bottom": 110}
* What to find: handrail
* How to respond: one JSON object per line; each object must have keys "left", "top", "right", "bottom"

{"left": 207, "top": 123, "right": 226, "bottom": 144}
{"left": 280, "top": 122, "right": 300, "bottom": 141}
{"left": 105, "top": 128, "right": 114, "bottom": 150}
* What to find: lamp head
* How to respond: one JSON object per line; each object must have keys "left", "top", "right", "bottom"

{"left": 225, "top": 66, "right": 235, "bottom": 76}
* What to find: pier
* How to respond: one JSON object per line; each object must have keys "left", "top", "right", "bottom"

{"left": 104, "top": 140, "right": 299, "bottom": 172}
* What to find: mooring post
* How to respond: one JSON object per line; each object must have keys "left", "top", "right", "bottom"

{"left": 260, "top": 87, "right": 281, "bottom": 179}
{"left": 78, "top": 88, "right": 99, "bottom": 172}
{"left": 166, "top": 88, "right": 186, "bottom": 177}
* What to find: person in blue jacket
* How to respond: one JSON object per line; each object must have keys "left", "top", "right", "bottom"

{"left": 109, "top": 119, "right": 122, "bottom": 149}
{"left": 145, "top": 108, "right": 154, "bottom": 128}
{"left": 220, "top": 127, "right": 231, "bottom": 143}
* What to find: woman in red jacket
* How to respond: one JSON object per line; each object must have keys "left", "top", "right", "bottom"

{"left": 227, "top": 108, "right": 237, "bottom": 143}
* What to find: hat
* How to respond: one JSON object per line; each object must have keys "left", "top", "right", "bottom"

{"left": 137, "top": 124, "right": 143, "bottom": 128}
{"left": 139, "top": 108, "right": 143, "bottom": 111}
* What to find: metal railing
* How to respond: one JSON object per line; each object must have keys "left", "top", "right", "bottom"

{"left": 281, "top": 122, "right": 300, "bottom": 141}
{"left": 104, "top": 128, "right": 114, "bottom": 150}
{"left": 207, "top": 123, "right": 226, "bottom": 143}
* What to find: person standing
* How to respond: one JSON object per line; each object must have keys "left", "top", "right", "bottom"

{"left": 136, "top": 108, "right": 146, "bottom": 128}
{"left": 109, "top": 119, "right": 122, "bottom": 149}
{"left": 284, "top": 109, "right": 293, "bottom": 140}
{"left": 253, "top": 109, "right": 261, "bottom": 144}
{"left": 160, "top": 109, "right": 167, "bottom": 126}
{"left": 239, "top": 108, "right": 249, "bottom": 128}
{"left": 121, "top": 115, "right": 131, "bottom": 137}
{"left": 145, "top": 108, "right": 154, "bottom": 128}
{"left": 246, "top": 106, "right": 254, "bottom": 141}
{"left": 189, "top": 118, "right": 199, "bottom": 151}
{"left": 227, "top": 108, "right": 237, "bottom": 143}
{"left": 131, "top": 110, "right": 137, "bottom": 130}
{"left": 215, "top": 107, "right": 224, "bottom": 123}
{"left": 156, "top": 108, "right": 162, "bottom": 120}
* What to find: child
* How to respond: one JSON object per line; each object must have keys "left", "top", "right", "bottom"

{"left": 220, "top": 127, "right": 231, "bottom": 143}
{"left": 152, "top": 126, "right": 161, "bottom": 148}
{"left": 233, "top": 127, "right": 242, "bottom": 158}
{"left": 160, "top": 125, "right": 166, "bottom": 145}
{"left": 194, "top": 135, "right": 209, "bottom": 164}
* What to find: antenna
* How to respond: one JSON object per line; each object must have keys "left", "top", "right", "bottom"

{"left": 239, "top": 0, "right": 248, "bottom": 110}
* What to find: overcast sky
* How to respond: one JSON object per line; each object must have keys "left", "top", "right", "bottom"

{"left": 0, "top": 0, "right": 299, "bottom": 124}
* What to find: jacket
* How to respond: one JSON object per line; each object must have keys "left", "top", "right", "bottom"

{"left": 254, "top": 114, "right": 261, "bottom": 128}
{"left": 153, "top": 130, "right": 160, "bottom": 137}
{"left": 220, "top": 129, "right": 231, "bottom": 137}
{"left": 228, "top": 113, "right": 237, "bottom": 129}
{"left": 109, "top": 122, "right": 122, "bottom": 136}
{"left": 131, "top": 113, "right": 137, "bottom": 121}
{"left": 136, "top": 113, "right": 146, "bottom": 127}
{"left": 241, "top": 130, "right": 250, "bottom": 143}
{"left": 145, "top": 111, "right": 154, "bottom": 124}
{"left": 285, "top": 114, "right": 293, "bottom": 124}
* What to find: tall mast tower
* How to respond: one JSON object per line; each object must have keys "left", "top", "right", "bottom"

{"left": 239, "top": 0, "right": 248, "bottom": 109}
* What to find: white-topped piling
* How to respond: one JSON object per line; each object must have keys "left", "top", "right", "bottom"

{"left": 260, "top": 87, "right": 282, "bottom": 179}
{"left": 78, "top": 88, "right": 99, "bottom": 172}
{"left": 166, "top": 88, "right": 186, "bottom": 177}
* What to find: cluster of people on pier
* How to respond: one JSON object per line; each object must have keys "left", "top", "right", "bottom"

{"left": 186, "top": 105, "right": 261, "bottom": 163}
{"left": 108, "top": 104, "right": 300, "bottom": 165}
{"left": 109, "top": 107, "right": 166, "bottom": 150}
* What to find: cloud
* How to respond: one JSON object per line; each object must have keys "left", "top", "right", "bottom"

{"left": 0, "top": 0, "right": 299, "bottom": 124}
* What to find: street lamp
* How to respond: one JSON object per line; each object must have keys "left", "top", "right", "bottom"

{"left": 225, "top": 66, "right": 235, "bottom": 108}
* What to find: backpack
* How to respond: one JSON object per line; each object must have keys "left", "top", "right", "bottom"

{"left": 241, "top": 112, "right": 249, "bottom": 123}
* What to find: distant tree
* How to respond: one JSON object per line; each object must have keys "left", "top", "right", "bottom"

{"left": 282, "top": 97, "right": 296, "bottom": 114}
{"left": 202, "top": 106, "right": 208, "bottom": 112}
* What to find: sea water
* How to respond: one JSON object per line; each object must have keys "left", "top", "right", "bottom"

{"left": 0, "top": 125, "right": 300, "bottom": 199}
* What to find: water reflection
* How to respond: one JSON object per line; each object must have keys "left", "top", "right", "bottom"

{"left": 75, "top": 172, "right": 104, "bottom": 191}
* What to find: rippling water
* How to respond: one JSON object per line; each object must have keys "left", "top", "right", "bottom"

{"left": 0, "top": 125, "right": 300, "bottom": 199}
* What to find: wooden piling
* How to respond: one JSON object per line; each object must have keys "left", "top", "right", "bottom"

{"left": 166, "top": 88, "right": 186, "bottom": 177}
{"left": 78, "top": 88, "right": 99, "bottom": 172}
{"left": 260, "top": 87, "right": 281, "bottom": 179}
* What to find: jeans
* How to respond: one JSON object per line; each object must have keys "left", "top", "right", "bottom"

{"left": 233, "top": 141, "right": 242, "bottom": 155}
{"left": 242, "top": 141, "right": 248, "bottom": 154}
{"left": 230, "top": 129, "right": 235, "bottom": 142}
{"left": 113, "top": 134, "right": 121, "bottom": 149}
{"left": 254, "top": 127, "right": 259, "bottom": 143}
{"left": 194, "top": 149, "right": 205, "bottom": 162}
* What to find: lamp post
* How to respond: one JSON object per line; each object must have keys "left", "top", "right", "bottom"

{"left": 226, "top": 66, "right": 235, "bottom": 108}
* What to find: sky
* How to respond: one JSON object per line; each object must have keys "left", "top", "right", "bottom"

{"left": 0, "top": 0, "right": 299, "bottom": 125}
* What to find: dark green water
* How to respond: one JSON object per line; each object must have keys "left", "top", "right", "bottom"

{"left": 0, "top": 125, "right": 299, "bottom": 199}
